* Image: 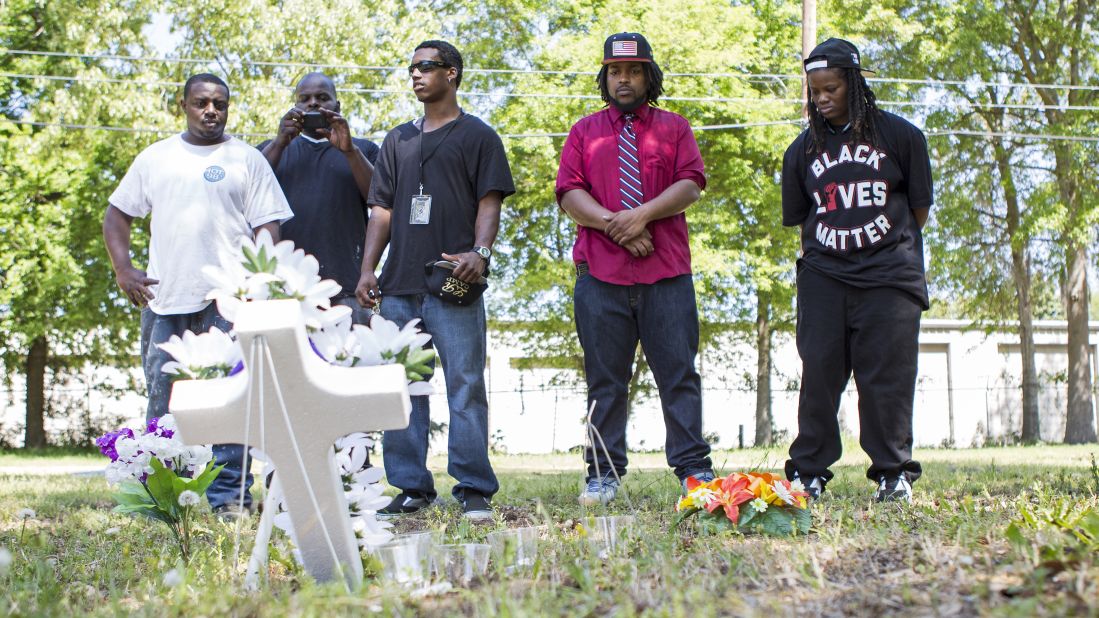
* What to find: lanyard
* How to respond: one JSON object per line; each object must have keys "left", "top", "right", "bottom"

{"left": 417, "top": 112, "right": 465, "bottom": 195}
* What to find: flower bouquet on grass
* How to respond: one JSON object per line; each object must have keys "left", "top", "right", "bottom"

{"left": 96, "top": 415, "right": 220, "bottom": 561}
{"left": 674, "top": 472, "right": 812, "bottom": 536}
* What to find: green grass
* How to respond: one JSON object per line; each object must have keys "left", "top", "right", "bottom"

{"left": 1, "top": 445, "right": 1098, "bottom": 616}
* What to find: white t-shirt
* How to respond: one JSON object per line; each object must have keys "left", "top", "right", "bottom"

{"left": 109, "top": 134, "right": 294, "bottom": 315}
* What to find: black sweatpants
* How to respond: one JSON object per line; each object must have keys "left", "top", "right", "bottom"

{"left": 785, "top": 267, "right": 924, "bottom": 485}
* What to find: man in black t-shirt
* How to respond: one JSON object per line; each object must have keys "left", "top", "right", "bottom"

{"left": 356, "top": 40, "right": 515, "bottom": 521}
{"left": 781, "top": 38, "right": 933, "bottom": 503}
{"left": 259, "top": 72, "right": 380, "bottom": 321}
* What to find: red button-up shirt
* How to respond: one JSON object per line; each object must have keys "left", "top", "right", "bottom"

{"left": 555, "top": 103, "right": 706, "bottom": 285}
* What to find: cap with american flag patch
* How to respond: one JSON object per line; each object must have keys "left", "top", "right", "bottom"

{"left": 603, "top": 32, "right": 653, "bottom": 64}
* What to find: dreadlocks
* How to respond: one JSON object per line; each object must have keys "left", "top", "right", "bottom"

{"left": 806, "top": 67, "right": 880, "bottom": 154}
{"left": 597, "top": 62, "right": 665, "bottom": 107}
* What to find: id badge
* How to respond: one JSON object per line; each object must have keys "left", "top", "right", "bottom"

{"left": 410, "top": 194, "right": 432, "bottom": 225}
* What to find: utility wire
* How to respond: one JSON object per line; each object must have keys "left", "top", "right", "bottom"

{"left": 6, "top": 71, "right": 1099, "bottom": 113}
{"left": 6, "top": 118, "right": 1099, "bottom": 143}
{"left": 4, "top": 48, "right": 1099, "bottom": 91}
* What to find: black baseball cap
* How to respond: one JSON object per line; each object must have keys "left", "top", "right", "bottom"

{"left": 803, "top": 37, "right": 875, "bottom": 74}
{"left": 603, "top": 32, "right": 654, "bottom": 64}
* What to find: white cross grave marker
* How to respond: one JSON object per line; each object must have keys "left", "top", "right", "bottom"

{"left": 169, "top": 299, "right": 410, "bottom": 589}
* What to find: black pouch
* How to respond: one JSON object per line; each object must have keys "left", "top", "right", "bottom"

{"left": 423, "top": 260, "right": 488, "bottom": 306}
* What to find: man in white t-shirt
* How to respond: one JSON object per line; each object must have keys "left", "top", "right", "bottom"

{"left": 102, "top": 73, "right": 294, "bottom": 518}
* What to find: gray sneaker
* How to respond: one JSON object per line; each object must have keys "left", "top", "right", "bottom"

{"left": 213, "top": 503, "right": 253, "bottom": 522}
{"left": 578, "top": 474, "right": 620, "bottom": 506}
{"left": 681, "top": 470, "right": 716, "bottom": 494}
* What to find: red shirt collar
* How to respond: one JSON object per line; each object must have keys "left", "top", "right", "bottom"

{"left": 608, "top": 102, "right": 651, "bottom": 124}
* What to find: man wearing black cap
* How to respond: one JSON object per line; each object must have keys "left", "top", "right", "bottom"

{"left": 781, "top": 38, "right": 933, "bottom": 503}
{"left": 556, "top": 32, "right": 714, "bottom": 506}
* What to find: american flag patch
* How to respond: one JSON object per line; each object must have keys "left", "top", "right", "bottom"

{"left": 612, "top": 41, "right": 638, "bottom": 56}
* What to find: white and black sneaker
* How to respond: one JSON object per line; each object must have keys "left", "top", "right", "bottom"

{"left": 377, "top": 492, "right": 433, "bottom": 519}
{"left": 874, "top": 475, "right": 913, "bottom": 503}
{"left": 461, "top": 491, "right": 493, "bottom": 522}
{"left": 791, "top": 471, "right": 825, "bottom": 499}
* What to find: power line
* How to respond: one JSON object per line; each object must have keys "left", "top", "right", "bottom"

{"left": 5, "top": 48, "right": 1099, "bottom": 91}
{"left": 7, "top": 118, "right": 1098, "bottom": 143}
{"left": 0, "top": 118, "right": 801, "bottom": 139}
{"left": 927, "top": 129, "right": 1099, "bottom": 143}
{"left": 8, "top": 71, "right": 1099, "bottom": 113}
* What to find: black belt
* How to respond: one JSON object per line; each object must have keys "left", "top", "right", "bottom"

{"left": 576, "top": 262, "right": 589, "bottom": 277}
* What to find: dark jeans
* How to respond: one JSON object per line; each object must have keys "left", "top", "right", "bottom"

{"left": 140, "top": 304, "right": 253, "bottom": 509}
{"left": 574, "top": 272, "right": 712, "bottom": 481}
{"left": 379, "top": 293, "right": 498, "bottom": 501}
{"left": 785, "top": 267, "right": 924, "bottom": 485}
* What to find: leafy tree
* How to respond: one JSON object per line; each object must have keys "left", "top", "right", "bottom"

{"left": 0, "top": 0, "right": 164, "bottom": 446}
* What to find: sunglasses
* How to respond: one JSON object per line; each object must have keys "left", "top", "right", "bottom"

{"left": 407, "top": 60, "right": 451, "bottom": 75}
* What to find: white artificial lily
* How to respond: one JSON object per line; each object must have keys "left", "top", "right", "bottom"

{"left": 353, "top": 316, "right": 431, "bottom": 365}
{"left": 309, "top": 307, "right": 358, "bottom": 367}
{"left": 158, "top": 328, "right": 243, "bottom": 380}
{"left": 771, "top": 480, "right": 798, "bottom": 506}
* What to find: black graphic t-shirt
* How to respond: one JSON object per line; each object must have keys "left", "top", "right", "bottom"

{"left": 781, "top": 111, "right": 933, "bottom": 308}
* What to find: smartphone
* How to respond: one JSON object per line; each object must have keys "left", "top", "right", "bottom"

{"left": 302, "top": 111, "right": 328, "bottom": 130}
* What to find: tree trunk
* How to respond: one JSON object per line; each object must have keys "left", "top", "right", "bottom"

{"left": 24, "top": 335, "right": 48, "bottom": 448}
{"left": 754, "top": 292, "right": 773, "bottom": 446}
{"left": 626, "top": 346, "right": 647, "bottom": 418}
{"left": 992, "top": 137, "right": 1041, "bottom": 442}
{"left": 1064, "top": 241, "right": 1097, "bottom": 443}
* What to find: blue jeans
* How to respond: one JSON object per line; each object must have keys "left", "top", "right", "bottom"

{"left": 379, "top": 294, "right": 498, "bottom": 501}
{"left": 140, "top": 304, "right": 253, "bottom": 510}
{"left": 335, "top": 296, "right": 374, "bottom": 327}
{"left": 574, "top": 272, "right": 713, "bottom": 481}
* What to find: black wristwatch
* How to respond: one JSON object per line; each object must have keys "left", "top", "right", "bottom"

{"left": 473, "top": 246, "right": 492, "bottom": 260}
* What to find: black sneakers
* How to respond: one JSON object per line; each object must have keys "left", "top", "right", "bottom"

{"left": 377, "top": 492, "right": 433, "bottom": 519}
{"left": 874, "top": 474, "right": 913, "bottom": 503}
{"left": 461, "top": 491, "right": 493, "bottom": 522}
{"left": 791, "top": 471, "right": 826, "bottom": 499}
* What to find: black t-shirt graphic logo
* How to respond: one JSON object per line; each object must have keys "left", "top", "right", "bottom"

{"left": 781, "top": 111, "right": 934, "bottom": 309}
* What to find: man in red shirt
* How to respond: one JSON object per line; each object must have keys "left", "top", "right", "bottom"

{"left": 556, "top": 32, "right": 714, "bottom": 505}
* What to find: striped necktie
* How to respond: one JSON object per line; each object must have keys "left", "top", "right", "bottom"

{"left": 617, "top": 113, "right": 642, "bottom": 210}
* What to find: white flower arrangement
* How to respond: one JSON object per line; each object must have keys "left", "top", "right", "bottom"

{"left": 155, "top": 231, "right": 435, "bottom": 565}
{"left": 98, "top": 414, "right": 214, "bottom": 486}
{"left": 163, "top": 228, "right": 435, "bottom": 391}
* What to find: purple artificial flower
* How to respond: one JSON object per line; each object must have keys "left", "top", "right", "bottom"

{"left": 145, "top": 416, "right": 175, "bottom": 439}
{"left": 95, "top": 428, "right": 135, "bottom": 462}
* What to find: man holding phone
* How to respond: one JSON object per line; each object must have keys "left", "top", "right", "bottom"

{"left": 356, "top": 40, "right": 514, "bottom": 521}
{"left": 259, "top": 72, "right": 379, "bottom": 324}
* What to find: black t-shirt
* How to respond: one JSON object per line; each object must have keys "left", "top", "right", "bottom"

{"left": 367, "top": 113, "right": 515, "bottom": 295}
{"left": 256, "top": 136, "right": 381, "bottom": 298}
{"left": 781, "top": 111, "right": 934, "bottom": 308}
